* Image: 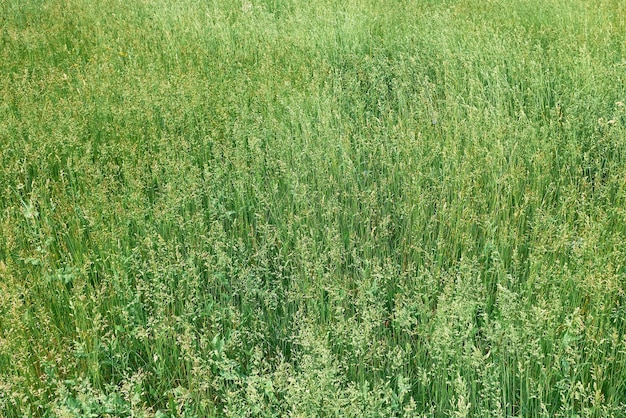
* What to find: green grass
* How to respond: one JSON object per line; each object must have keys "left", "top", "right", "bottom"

{"left": 1, "top": 0, "right": 626, "bottom": 416}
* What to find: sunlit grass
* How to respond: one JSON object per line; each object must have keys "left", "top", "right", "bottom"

{"left": 1, "top": 0, "right": 626, "bottom": 416}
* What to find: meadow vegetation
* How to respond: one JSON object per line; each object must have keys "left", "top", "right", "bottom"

{"left": 1, "top": 0, "right": 626, "bottom": 415}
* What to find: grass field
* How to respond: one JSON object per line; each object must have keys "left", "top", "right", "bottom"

{"left": 2, "top": 0, "right": 626, "bottom": 416}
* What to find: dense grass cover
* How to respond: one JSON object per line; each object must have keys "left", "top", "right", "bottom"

{"left": 2, "top": 0, "right": 626, "bottom": 415}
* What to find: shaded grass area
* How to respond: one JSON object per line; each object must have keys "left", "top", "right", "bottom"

{"left": 1, "top": 0, "right": 626, "bottom": 415}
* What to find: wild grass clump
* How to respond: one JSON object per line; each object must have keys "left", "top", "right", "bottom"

{"left": 2, "top": 0, "right": 626, "bottom": 416}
